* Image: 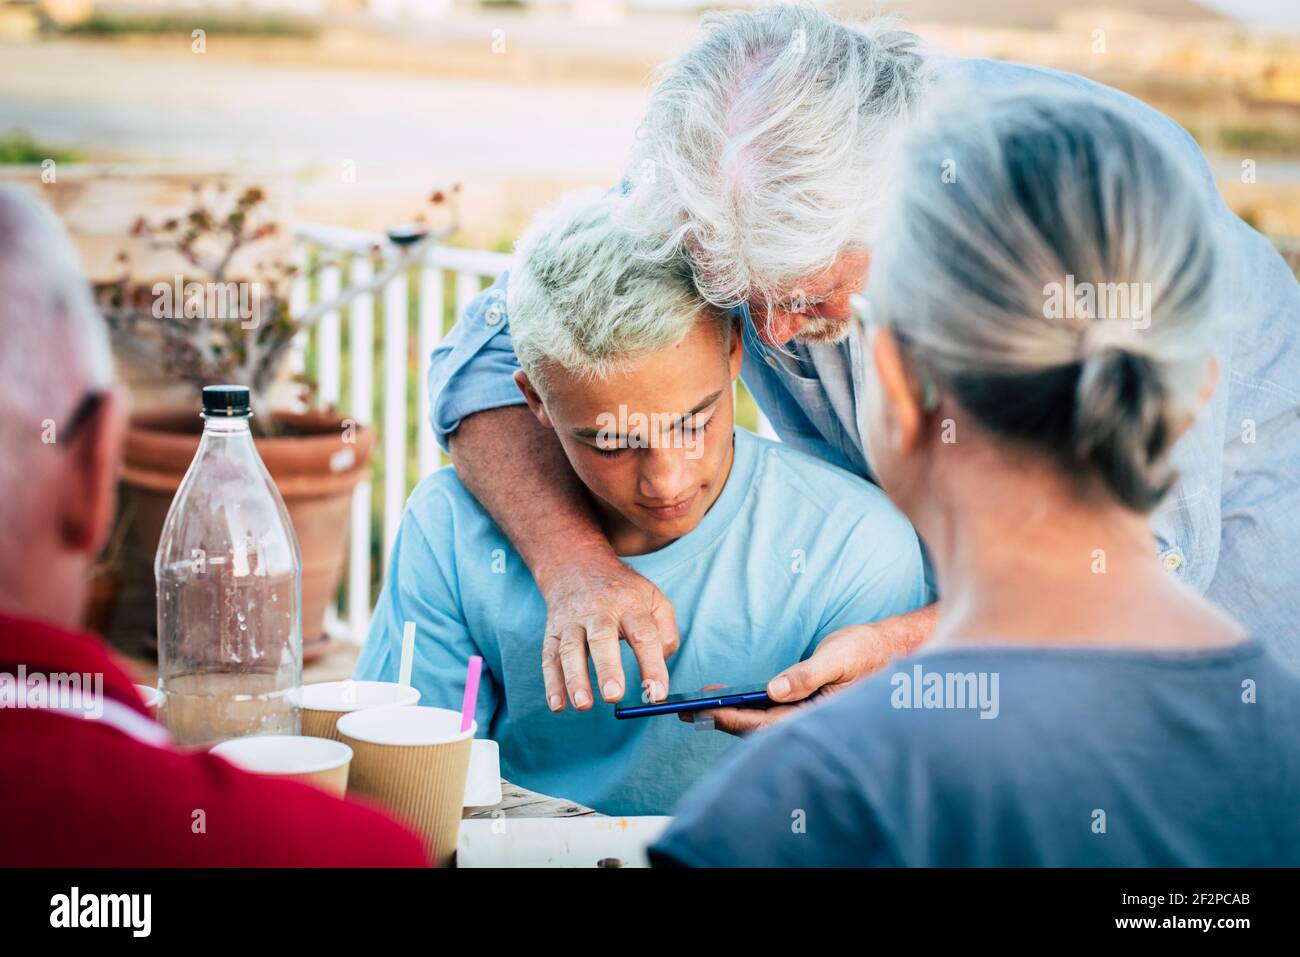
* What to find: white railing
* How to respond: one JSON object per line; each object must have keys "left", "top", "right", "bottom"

{"left": 291, "top": 222, "right": 513, "bottom": 643}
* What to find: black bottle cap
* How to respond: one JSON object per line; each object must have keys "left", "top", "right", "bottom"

{"left": 202, "top": 385, "right": 252, "bottom": 417}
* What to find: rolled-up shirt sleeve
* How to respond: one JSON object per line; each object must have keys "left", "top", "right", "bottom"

{"left": 1146, "top": 122, "right": 1287, "bottom": 597}
{"left": 427, "top": 271, "right": 528, "bottom": 452}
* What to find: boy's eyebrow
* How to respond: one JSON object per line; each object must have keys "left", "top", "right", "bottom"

{"left": 572, "top": 390, "right": 725, "bottom": 439}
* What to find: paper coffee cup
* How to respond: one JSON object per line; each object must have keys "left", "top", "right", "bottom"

{"left": 300, "top": 680, "right": 421, "bottom": 742}
{"left": 338, "top": 706, "right": 475, "bottom": 867}
{"left": 210, "top": 734, "right": 354, "bottom": 797}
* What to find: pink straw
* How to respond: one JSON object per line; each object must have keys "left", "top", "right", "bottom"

{"left": 460, "top": 655, "right": 483, "bottom": 733}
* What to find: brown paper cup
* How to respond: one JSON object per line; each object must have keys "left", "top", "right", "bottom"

{"left": 300, "top": 680, "right": 421, "bottom": 742}
{"left": 338, "top": 706, "right": 475, "bottom": 867}
{"left": 209, "top": 735, "right": 353, "bottom": 797}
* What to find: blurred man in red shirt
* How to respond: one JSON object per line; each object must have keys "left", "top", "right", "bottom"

{"left": 0, "top": 185, "right": 427, "bottom": 867}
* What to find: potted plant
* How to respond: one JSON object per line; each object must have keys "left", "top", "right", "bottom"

{"left": 97, "top": 183, "right": 458, "bottom": 661}
{"left": 85, "top": 502, "right": 133, "bottom": 638}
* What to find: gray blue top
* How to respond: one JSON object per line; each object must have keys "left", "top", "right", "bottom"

{"left": 649, "top": 638, "right": 1300, "bottom": 866}
{"left": 425, "top": 57, "right": 1300, "bottom": 665}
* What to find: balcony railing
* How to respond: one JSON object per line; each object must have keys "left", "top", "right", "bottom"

{"left": 290, "top": 222, "right": 512, "bottom": 643}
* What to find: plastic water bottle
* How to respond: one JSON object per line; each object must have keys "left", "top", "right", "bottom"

{"left": 155, "top": 385, "right": 302, "bottom": 748}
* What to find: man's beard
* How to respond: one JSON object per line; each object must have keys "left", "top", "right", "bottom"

{"left": 792, "top": 314, "right": 853, "bottom": 345}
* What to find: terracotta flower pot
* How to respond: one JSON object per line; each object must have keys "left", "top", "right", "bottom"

{"left": 119, "top": 409, "right": 374, "bottom": 663}
{"left": 83, "top": 567, "right": 123, "bottom": 637}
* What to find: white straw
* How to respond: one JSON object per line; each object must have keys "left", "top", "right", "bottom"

{"left": 398, "top": 620, "right": 416, "bottom": 688}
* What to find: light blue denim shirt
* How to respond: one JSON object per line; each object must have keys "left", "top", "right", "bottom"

{"left": 428, "top": 58, "right": 1300, "bottom": 665}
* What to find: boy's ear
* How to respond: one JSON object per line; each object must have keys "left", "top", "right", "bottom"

{"left": 513, "top": 370, "right": 553, "bottom": 429}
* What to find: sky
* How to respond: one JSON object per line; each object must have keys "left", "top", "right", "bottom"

{"left": 1199, "top": 0, "right": 1300, "bottom": 29}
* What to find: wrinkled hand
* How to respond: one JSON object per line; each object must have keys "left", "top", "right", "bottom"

{"left": 540, "top": 556, "right": 680, "bottom": 712}
{"left": 684, "top": 619, "right": 906, "bottom": 735}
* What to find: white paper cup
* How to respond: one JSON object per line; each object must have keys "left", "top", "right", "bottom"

{"left": 300, "top": 680, "right": 421, "bottom": 741}
{"left": 210, "top": 734, "right": 354, "bottom": 797}
{"left": 338, "top": 706, "right": 475, "bottom": 867}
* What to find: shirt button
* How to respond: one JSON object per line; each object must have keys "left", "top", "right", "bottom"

{"left": 765, "top": 355, "right": 779, "bottom": 369}
{"left": 484, "top": 303, "right": 503, "bottom": 326}
{"left": 1161, "top": 548, "right": 1184, "bottom": 571}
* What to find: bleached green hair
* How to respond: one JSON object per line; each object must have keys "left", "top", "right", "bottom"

{"left": 508, "top": 188, "right": 724, "bottom": 393}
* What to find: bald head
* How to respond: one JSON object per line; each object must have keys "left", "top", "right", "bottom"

{"left": 0, "top": 185, "right": 114, "bottom": 438}
{"left": 0, "top": 185, "right": 123, "bottom": 626}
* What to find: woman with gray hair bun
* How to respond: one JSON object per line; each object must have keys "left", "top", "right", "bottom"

{"left": 865, "top": 88, "right": 1225, "bottom": 515}
{"left": 650, "top": 91, "right": 1300, "bottom": 867}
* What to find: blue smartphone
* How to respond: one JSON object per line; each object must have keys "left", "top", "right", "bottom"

{"left": 614, "top": 684, "right": 773, "bottom": 720}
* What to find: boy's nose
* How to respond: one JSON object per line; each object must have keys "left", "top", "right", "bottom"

{"left": 638, "top": 446, "right": 694, "bottom": 504}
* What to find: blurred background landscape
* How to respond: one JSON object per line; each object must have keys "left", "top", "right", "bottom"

{"left": 3, "top": 0, "right": 1300, "bottom": 243}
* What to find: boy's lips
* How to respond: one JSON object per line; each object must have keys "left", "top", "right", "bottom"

{"left": 639, "top": 490, "right": 699, "bottom": 520}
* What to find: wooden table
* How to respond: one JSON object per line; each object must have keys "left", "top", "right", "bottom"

{"left": 459, "top": 789, "right": 665, "bottom": 867}
{"left": 468, "top": 781, "right": 601, "bottom": 820}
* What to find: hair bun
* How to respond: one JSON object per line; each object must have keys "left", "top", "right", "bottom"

{"left": 1072, "top": 350, "right": 1176, "bottom": 511}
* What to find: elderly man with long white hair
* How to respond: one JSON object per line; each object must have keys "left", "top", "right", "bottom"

{"left": 428, "top": 4, "right": 1300, "bottom": 727}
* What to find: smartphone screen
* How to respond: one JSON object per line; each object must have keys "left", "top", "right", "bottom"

{"left": 614, "top": 683, "right": 772, "bottom": 719}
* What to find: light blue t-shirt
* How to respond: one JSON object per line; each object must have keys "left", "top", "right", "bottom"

{"left": 355, "top": 427, "right": 927, "bottom": 815}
